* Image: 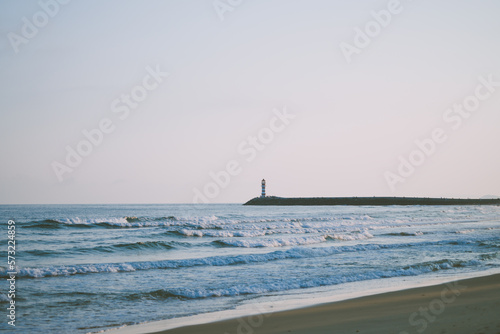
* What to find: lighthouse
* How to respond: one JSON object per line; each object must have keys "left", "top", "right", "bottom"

{"left": 261, "top": 179, "right": 266, "bottom": 197}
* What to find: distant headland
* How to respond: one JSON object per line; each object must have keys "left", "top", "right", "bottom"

{"left": 243, "top": 196, "right": 500, "bottom": 206}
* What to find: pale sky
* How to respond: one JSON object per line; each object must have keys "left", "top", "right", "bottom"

{"left": 1, "top": 0, "right": 499, "bottom": 204}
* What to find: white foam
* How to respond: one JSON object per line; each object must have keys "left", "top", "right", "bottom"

{"left": 456, "top": 229, "right": 475, "bottom": 234}
{"left": 179, "top": 229, "right": 267, "bottom": 238}
{"left": 326, "top": 231, "right": 373, "bottom": 241}
{"left": 218, "top": 236, "right": 328, "bottom": 248}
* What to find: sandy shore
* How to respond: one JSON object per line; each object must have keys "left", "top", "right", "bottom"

{"left": 148, "top": 274, "right": 500, "bottom": 334}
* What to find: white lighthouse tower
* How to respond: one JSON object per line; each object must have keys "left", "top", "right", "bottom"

{"left": 261, "top": 179, "right": 266, "bottom": 197}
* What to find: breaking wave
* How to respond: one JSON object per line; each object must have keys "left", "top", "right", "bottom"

{"left": 4, "top": 239, "right": 489, "bottom": 279}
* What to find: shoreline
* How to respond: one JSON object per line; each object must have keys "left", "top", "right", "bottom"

{"left": 107, "top": 270, "right": 500, "bottom": 334}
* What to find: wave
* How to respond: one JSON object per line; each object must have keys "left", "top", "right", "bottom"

{"left": 179, "top": 229, "right": 269, "bottom": 238}
{"left": 401, "top": 258, "right": 481, "bottom": 272}
{"left": 113, "top": 240, "right": 176, "bottom": 250}
{"left": 326, "top": 231, "right": 373, "bottom": 241}
{"left": 23, "top": 240, "right": 184, "bottom": 257}
{"left": 23, "top": 216, "right": 180, "bottom": 229}
{"left": 197, "top": 219, "right": 466, "bottom": 236}
{"left": 211, "top": 231, "right": 373, "bottom": 247}
{"left": 177, "top": 226, "right": 377, "bottom": 238}
{"left": 456, "top": 229, "right": 475, "bottom": 234}
{"left": 1, "top": 243, "right": 403, "bottom": 278}
{"left": 21, "top": 214, "right": 466, "bottom": 234}
{"left": 213, "top": 236, "right": 329, "bottom": 248}
{"left": 384, "top": 231, "right": 425, "bottom": 236}
{"left": 123, "top": 258, "right": 482, "bottom": 300}
{"left": 126, "top": 289, "right": 184, "bottom": 301}
{"left": 479, "top": 252, "right": 499, "bottom": 261}
{"left": 81, "top": 240, "right": 178, "bottom": 253}
{"left": 4, "top": 239, "right": 485, "bottom": 279}
{"left": 124, "top": 216, "right": 177, "bottom": 222}
{"left": 23, "top": 249, "right": 65, "bottom": 256}
{"left": 23, "top": 219, "right": 66, "bottom": 229}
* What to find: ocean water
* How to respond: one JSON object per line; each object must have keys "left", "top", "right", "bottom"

{"left": 0, "top": 204, "right": 499, "bottom": 333}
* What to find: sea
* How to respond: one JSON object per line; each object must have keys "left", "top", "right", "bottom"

{"left": 0, "top": 204, "right": 499, "bottom": 333}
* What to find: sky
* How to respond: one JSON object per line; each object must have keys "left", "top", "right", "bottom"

{"left": 1, "top": 0, "right": 499, "bottom": 204}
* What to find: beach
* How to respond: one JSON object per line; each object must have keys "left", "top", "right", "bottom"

{"left": 151, "top": 273, "right": 500, "bottom": 334}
